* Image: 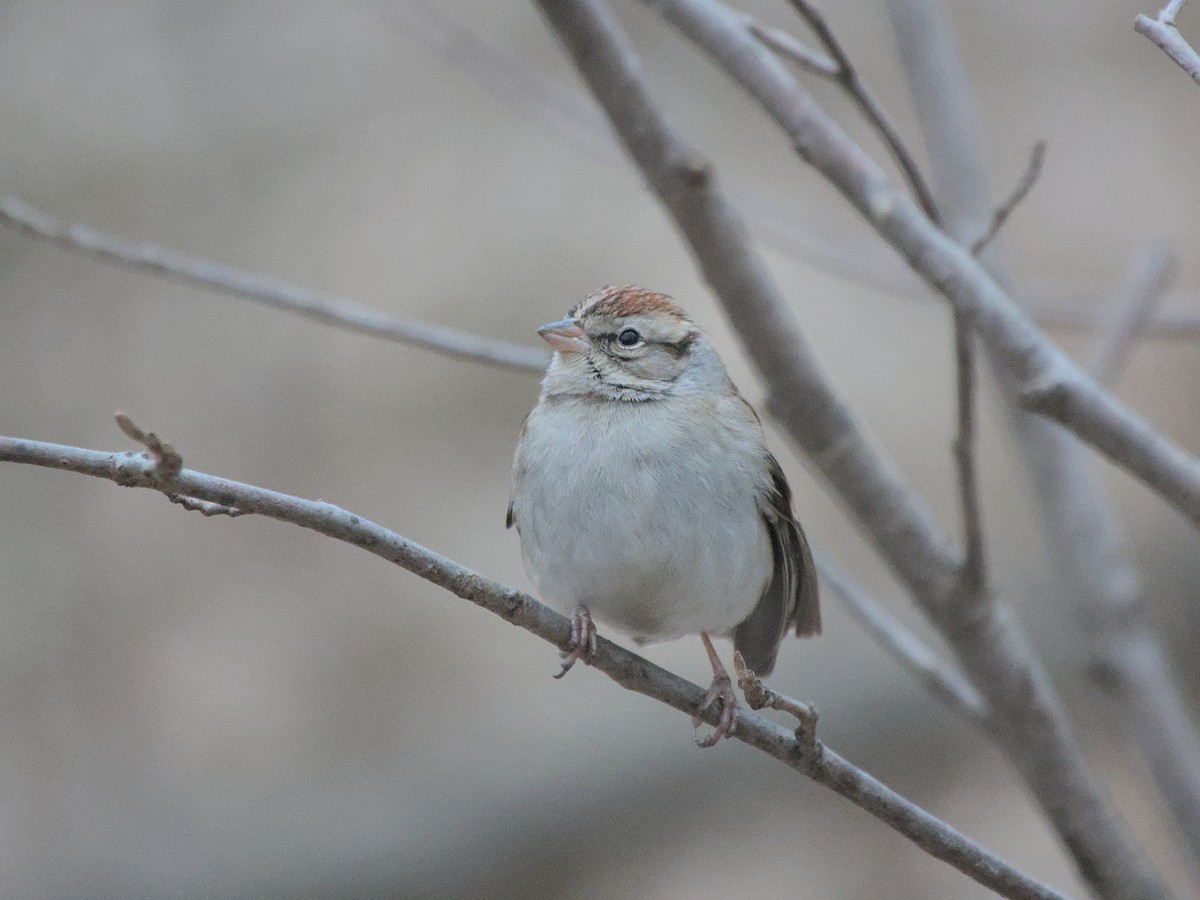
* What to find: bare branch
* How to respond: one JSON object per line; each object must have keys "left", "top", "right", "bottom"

{"left": 538, "top": 2, "right": 1159, "bottom": 896}
{"left": 1136, "top": 1, "right": 1200, "bottom": 85}
{"left": 0, "top": 196, "right": 548, "bottom": 375}
{"left": 748, "top": 0, "right": 992, "bottom": 710}
{"left": 814, "top": 554, "right": 987, "bottom": 723}
{"left": 1086, "top": 246, "right": 1177, "bottom": 388}
{"left": 888, "top": 0, "right": 1200, "bottom": 882}
{"left": 0, "top": 429, "right": 1065, "bottom": 900}
{"left": 782, "top": 0, "right": 940, "bottom": 222}
{"left": 971, "top": 142, "right": 1046, "bottom": 256}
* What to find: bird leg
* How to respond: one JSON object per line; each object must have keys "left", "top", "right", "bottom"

{"left": 554, "top": 605, "right": 598, "bottom": 679}
{"left": 693, "top": 632, "right": 738, "bottom": 747}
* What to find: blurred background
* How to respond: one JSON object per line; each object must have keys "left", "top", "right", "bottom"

{"left": 1, "top": 1, "right": 1199, "bottom": 896}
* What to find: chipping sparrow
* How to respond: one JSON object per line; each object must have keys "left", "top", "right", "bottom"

{"left": 508, "top": 286, "right": 820, "bottom": 745}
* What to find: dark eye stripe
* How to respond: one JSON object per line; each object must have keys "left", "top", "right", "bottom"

{"left": 660, "top": 333, "right": 697, "bottom": 357}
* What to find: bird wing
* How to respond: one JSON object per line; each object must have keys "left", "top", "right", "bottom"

{"left": 733, "top": 452, "right": 821, "bottom": 676}
{"left": 506, "top": 413, "right": 531, "bottom": 531}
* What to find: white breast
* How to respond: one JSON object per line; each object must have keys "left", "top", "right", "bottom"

{"left": 511, "top": 395, "right": 773, "bottom": 644}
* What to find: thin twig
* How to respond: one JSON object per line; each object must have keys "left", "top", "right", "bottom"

{"left": 970, "top": 142, "right": 1046, "bottom": 256}
{"left": 0, "top": 196, "right": 548, "bottom": 375}
{"left": 1030, "top": 298, "right": 1200, "bottom": 338}
{"left": 0, "top": 429, "right": 1066, "bottom": 900}
{"left": 813, "top": 554, "right": 987, "bottom": 724}
{"left": 782, "top": 0, "right": 940, "bottom": 222}
{"left": 787, "top": 0, "right": 994, "bottom": 605}
{"left": 1136, "top": 1, "right": 1200, "bottom": 85}
{"left": 1085, "top": 245, "right": 1177, "bottom": 388}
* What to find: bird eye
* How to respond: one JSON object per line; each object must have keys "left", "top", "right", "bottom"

{"left": 617, "top": 328, "right": 642, "bottom": 347}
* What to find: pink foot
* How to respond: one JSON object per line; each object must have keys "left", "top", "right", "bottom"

{"left": 693, "top": 632, "right": 739, "bottom": 747}
{"left": 554, "top": 605, "right": 597, "bottom": 679}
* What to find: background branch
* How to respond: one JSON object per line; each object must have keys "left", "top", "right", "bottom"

{"left": 0, "top": 196, "right": 548, "bottom": 375}
{"left": 0, "top": 429, "right": 1065, "bottom": 900}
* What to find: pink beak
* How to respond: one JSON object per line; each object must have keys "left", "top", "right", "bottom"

{"left": 537, "top": 318, "right": 591, "bottom": 354}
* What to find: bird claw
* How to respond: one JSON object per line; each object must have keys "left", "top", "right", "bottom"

{"left": 693, "top": 631, "right": 739, "bottom": 747}
{"left": 554, "top": 605, "right": 597, "bottom": 679}
{"left": 693, "top": 672, "right": 738, "bottom": 747}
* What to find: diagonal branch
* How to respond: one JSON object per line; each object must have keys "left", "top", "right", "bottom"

{"left": 0, "top": 196, "right": 548, "bottom": 375}
{"left": 0, "top": 429, "right": 1065, "bottom": 900}
{"left": 535, "top": 2, "right": 1161, "bottom": 897}
{"left": 1136, "top": 1, "right": 1200, "bottom": 85}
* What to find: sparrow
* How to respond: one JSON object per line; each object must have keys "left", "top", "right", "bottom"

{"left": 507, "top": 286, "right": 820, "bottom": 745}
